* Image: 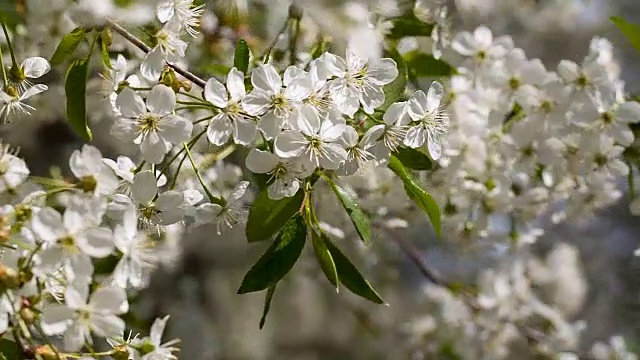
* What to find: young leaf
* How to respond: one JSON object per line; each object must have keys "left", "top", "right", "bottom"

{"left": 387, "top": 155, "right": 441, "bottom": 237}
{"left": 50, "top": 27, "right": 86, "bottom": 66}
{"left": 234, "top": 39, "right": 250, "bottom": 74}
{"left": 388, "top": 13, "right": 434, "bottom": 39}
{"left": 311, "top": 230, "right": 339, "bottom": 291}
{"left": 259, "top": 285, "right": 277, "bottom": 329}
{"left": 245, "top": 188, "right": 305, "bottom": 242}
{"left": 326, "top": 178, "right": 371, "bottom": 244}
{"left": 404, "top": 51, "right": 455, "bottom": 78}
{"left": 100, "top": 38, "right": 112, "bottom": 69}
{"left": 393, "top": 147, "right": 433, "bottom": 170}
{"left": 0, "top": 339, "right": 21, "bottom": 360}
{"left": 611, "top": 17, "right": 640, "bottom": 53}
{"left": 380, "top": 47, "right": 408, "bottom": 111}
{"left": 238, "top": 214, "right": 307, "bottom": 294}
{"left": 322, "top": 233, "right": 384, "bottom": 304}
{"left": 65, "top": 58, "right": 93, "bottom": 141}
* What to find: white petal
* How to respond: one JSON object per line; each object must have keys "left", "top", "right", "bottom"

{"left": 150, "top": 315, "right": 170, "bottom": 345}
{"left": 204, "top": 77, "right": 228, "bottom": 108}
{"left": 156, "top": 191, "right": 184, "bottom": 212}
{"left": 274, "top": 131, "right": 307, "bottom": 158}
{"left": 140, "top": 47, "right": 165, "bottom": 81}
{"left": 408, "top": 90, "right": 428, "bottom": 120}
{"left": 158, "top": 115, "right": 193, "bottom": 143}
{"left": 146, "top": 85, "right": 176, "bottom": 116}
{"left": 78, "top": 228, "right": 114, "bottom": 258}
{"left": 452, "top": 32, "right": 477, "bottom": 56}
{"left": 242, "top": 90, "right": 272, "bottom": 116}
{"left": 246, "top": 149, "right": 278, "bottom": 174}
{"left": 90, "top": 287, "right": 128, "bottom": 314}
{"left": 65, "top": 284, "right": 89, "bottom": 309}
{"left": 616, "top": 101, "right": 640, "bottom": 124}
{"left": 284, "top": 78, "right": 313, "bottom": 101}
{"left": 141, "top": 132, "right": 166, "bottom": 164}
{"left": 251, "top": 64, "right": 282, "bottom": 93}
{"left": 207, "top": 114, "right": 233, "bottom": 145}
{"left": 258, "top": 111, "right": 283, "bottom": 139}
{"left": 404, "top": 125, "right": 426, "bottom": 148}
{"left": 383, "top": 101, "right": 409, "bottom": 125}
{"left": 367, "top": 58, "right": 398, "bottom": 85}
{"left": 156, "top": 1, "right": 175, "bottom": 23}
{"left": 132, "top": 171, "right": 158, "bottom": 204}
{"left": 92, "top": 315, "right": 126, "bottom": 338}
{"left": 425, "top": 82, "right": 444, "bottom": 113}
{"left": 22, "top": 57, "right": 51, "bottom": 78}
{"left": 233, "top": 117, "right": 257, "bottom": 145}
{"left": 427, "top": 134, "right": 442, "bottom": 160}
{"left": 21, "top": 83, "right": 48, "bottom": 99}
{"left": 359, "top": 85, "right": 385, "bottom": 114}
{"left": 295, "top": 105, "right": 321, "bottom": 135}
{"left": 227, "top": 68, "right": 246, "bottom": 100}
{"left": 319, "top": 143, "right": 347, "bottom": 170}
{"left": 32, "top": 207, "right": 65, "bottom": 242}
{"left": 40, "top": 304, "right": 75, "bottom": 335}
{"left": 116, "top": 88, "right": 146, "bottom": 118}
{"left": 320, "top": 123, "right": 346, "bottom": 142}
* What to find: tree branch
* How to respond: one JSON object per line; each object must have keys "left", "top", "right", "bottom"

{"left": 105, "top": 19, "right": 207, "bottom": 88}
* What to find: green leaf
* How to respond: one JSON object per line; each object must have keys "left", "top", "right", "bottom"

{"left": 611, "top": 17, "right": 640, "bottom": 53}
{"left": 322, "top": 233, "right": 384, "bottom": 304}
{"left": 259, "top": 285, "right": 277, "bottom": 329}
{"left": 100, "top": 38, "right": 112, "bottom": 69}
{"left": 0, "top": 339, "right": 21, "bottom": 360}
{"left": 50, "top": 27, "right": 86, "bottom": 66}
{"left": 246, "top": 188, "right": 305, "bottom": 242}
{"left": 234, "top": 39, "right": 250, "bottom": 73}
{"left": 393, "top": 147, "right": 433, "bottom": 170}
{"left": 380, "top": 47, "right": 408, "bottom": 110}
{"left": 326, "top": 179, "right": 371, "bottom": 244}
{"left": 311, "top": 230, "right": 339, "bottom": 290}
{"left": 65, "top": 58, "right": 93, "bottom": 141}
{"left": 0, "top": 1, "right": 22, "bottom": 29}
{"left": 387, "top": 155, "right": 441, "bottom": 237}
{"left": 238, "top": 214, "right": 307, "bottom": 293}
{"left": 404, "top": 51, "right": 455, "bottom": 78}
{"left": 388, "top": 13, "right": 434, "bottom": 39}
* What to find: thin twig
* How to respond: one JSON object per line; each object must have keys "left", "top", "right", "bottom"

{"left": 105, "top": 19, "right": 207, "bottom": 88}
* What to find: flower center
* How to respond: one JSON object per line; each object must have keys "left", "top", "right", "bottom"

{"left": 600, "top": 112, "right": 613, "bottom": 124}
{"left": 509, "top": 77, "right": 520, "bottom": 90}
{"left": 139, "top": 114, "right": 160, "bottom": 133}
{"left": 594, "top": 153, "right": 608, "bottom": 167}
{"left": 76, "top": 175, "right": 97, "bottom": 192}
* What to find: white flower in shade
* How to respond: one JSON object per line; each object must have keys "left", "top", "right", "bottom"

{"left": 0, "top": 84, "right": 47, "bottom": 121}
{"left": 242, "top": 64, "right": 313, "bottom": 138}
{"left": 70, "top": 145, "right": 119, "bottom": 196}
{"left": 274, "top": 107, "right": 348, "bottom": 171}
{"left": 113, "top": 85, "right": 193, "bottom": 164}
{"left": 588, "top": 135, "right": 628, "bottom": 178}
{"left": 245, "top": 149, "right": 312, "bottom": 200}
{"left": 452, "top": 25, "right": 513, "bottom": 64}
{"left": 103, "top": 155, "right": 167, "bottom": 195}
{"left": 140, "top": 21, "right": 188, "bottom": 81}
{"left": 326, "top": 49, "right": 398, "bottom": 116}
{"left": 41, "top": 284, "right": 128, "bottom": 351}
{"left": 338, "top": 126, "right": 375, "bottom": 176}
{"left": 13, "top": 56, "right": 51, "bottom": 92}
{"left": 130, "top": 171, "right": 186, "bottom": 229}
{"left": 205, "top": 68, "right": 257, "bottom": 146}
{"left": 0, "top": 145, "right": 29, "bottom": 193}
{"left": 361, "top": 101, "right": 410, "bottom": 163}
{"left": 195, "top": 181, "right": 248, "bottom": 234}
{"left": 130, "top": 315, "right": 179, "bottom": 360}
{"left": 403, "top": 83, "right": 448, "bottom": 160}
{"left": 157, "top": 0, "right": 204, "bottom": 37}
{"left": 31, "top": 201, "right": 112, "bottom": 284}
{"left": 111, "top": 209, "right": 155, "bottom": 289}
{"left": 573, "top": 91, "right": 640, "bottom": 147}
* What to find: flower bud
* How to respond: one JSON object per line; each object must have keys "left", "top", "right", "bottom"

{"left": 101, "top": 28, "right": 113, "bottom": 47}
{"left": 19, "top": 307, "right": 36, "bottom": 325}
{"left": 112, "top": 345, "right": 131, "bottom": 360}
{"left": 288, "top": 1, "right": 303, "bottom": 20}
{"left": 8, "top": 65, "right": 25, "bottom": 83}
{"left": 0, "top": 265, "right": 21, "bottom": 289}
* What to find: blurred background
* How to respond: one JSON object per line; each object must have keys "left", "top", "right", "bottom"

{"left": 3, "top": 0, "right": 640, "bottom": 359}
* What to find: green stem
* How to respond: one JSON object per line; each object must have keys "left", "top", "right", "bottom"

{"left": 260, "top": 19, "right": 290, "bottom": 64}
{"left": 0, "top": 47, "right": 7, "bottom": 87}
{"left": 0, "top": 20, "right": 18, "bottom": 67}
{"left": 159, "top": 128, "right": 206, "bottom": 182}
{"left": 628, "top": 160, "right": 635, "bottom": 199}
{"left": 183, "top": 143, "right": 224, "bottom": 206}
{"left": 288, "top": 18, "right": 301, "bottom": 65}
{"left": 178, "top": 90, "right": 207, "bottom": 102}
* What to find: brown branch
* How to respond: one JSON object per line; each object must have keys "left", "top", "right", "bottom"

{"left": 105, "top": 19, "right": 207, "bottom": 89}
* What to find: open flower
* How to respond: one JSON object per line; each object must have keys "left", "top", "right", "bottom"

{"left": 326, "top": 49, "right": 398, "bottom": 116}
{"left": 403, "top": 82, "right": 448, "bottom": 160}
{"left": 274, "top": 107, "right": 347, "bottom": 171}
{"left": 113, "top": 85, "right": 193, "bottom": 164}
{"left": 195, "top": 181, "right": 249, "bottom": 234}
{"left": 245, "top": 149, "right": 312, "bottom": 200}
{"left": 140, "top": 21, "right": 188, "bottom": 81}
{"left": 205, "top": 68, "right": 256, "bottom": 146}
{"left": 157, "top": 0, "right": 204, "bottom": 37}
{"left": 0, "top": 84, "right": 47, "bottom": 121}
{"left": 70, "top": 145, "right": 119, "bottom": 196}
